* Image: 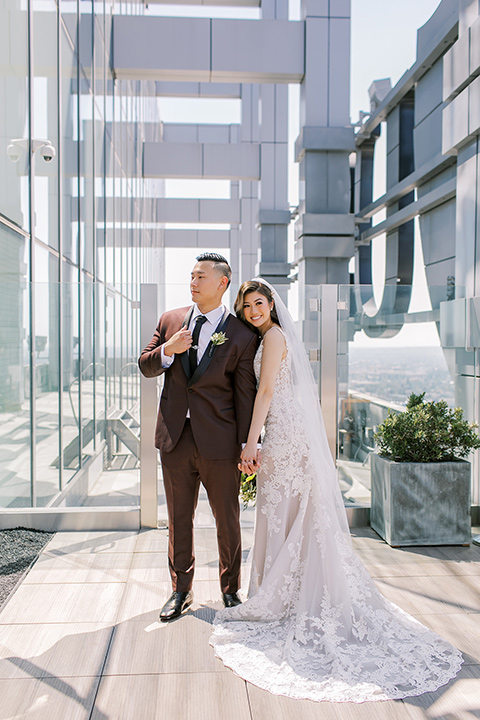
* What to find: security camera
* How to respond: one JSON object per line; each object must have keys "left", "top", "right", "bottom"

{"left": 40, "top": 142, "right": 56, "bottom": 163}
{"left": 6, "top": 143, "right": 21, "bottom": 162}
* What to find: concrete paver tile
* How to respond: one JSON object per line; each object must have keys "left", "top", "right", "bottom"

{"left": 24, "top": 553, "right": 133, "bottom": 584}
{"left": 374, "top": 575, "right": 480, "bottom": 615}
{"left": 91, "top": 671, "right": 251, "bottom": 720}
{"left": 0, "top": 675, "right": 101, "bottom": 720}
{"left": 104, "top": 610, "right": 226, "bottom": 675}
{"left": 403, "top": 664, "right": 480, "bottom": 720}
{"left": 0, "top": 623, "right": 113, "bottom": 679}
{"left": 247, "top": 682, "right": 415, "bottom": 719}
{"left": 0, "top": 582, "right": 125, "bottom": 625}
{"left": 413, "top": 613, "right": 480, "bottom": 665}
{"left": 44, "top": 531, "right": 138, "bottom": 556}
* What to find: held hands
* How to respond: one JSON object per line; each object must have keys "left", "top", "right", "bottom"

{"left": 164, "top": 328, "right": 192, "bottom": 357}
{"left": 238, "top": 443, "right": 262, "bottom": 476}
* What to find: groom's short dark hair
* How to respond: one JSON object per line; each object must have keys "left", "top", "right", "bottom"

{"left": 196, "top": 252, "right": 232, "bottom": 288}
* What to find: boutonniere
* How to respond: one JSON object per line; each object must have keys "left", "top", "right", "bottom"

{"left": 208, "top": 332, "right": 228, "bottom": 356}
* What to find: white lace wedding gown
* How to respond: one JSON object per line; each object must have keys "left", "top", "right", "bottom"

{"left": 210, "top": 328, "right": 462, "bottom": 703}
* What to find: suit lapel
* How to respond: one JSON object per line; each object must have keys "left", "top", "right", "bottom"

{"left": 188, "top": 308, "right": 231, "bottom": 387}
{"left": 180, "top": 307, "right": 194, "bottom": 380}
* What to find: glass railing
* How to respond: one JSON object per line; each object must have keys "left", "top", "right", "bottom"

{"left": 2, "top": 279, "right": 474, "bottom": 515}
{"left": 0, "top": 281, "right": 142, "bottom": 510}
{"left": 300, "top": 283, "right": 470, "bottom": 508}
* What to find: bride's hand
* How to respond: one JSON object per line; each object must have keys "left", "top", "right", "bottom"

{"left": 239, "top": 443, "right": 259, "bottom": 475}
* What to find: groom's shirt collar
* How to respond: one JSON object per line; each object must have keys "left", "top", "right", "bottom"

{"left": 191, "top": 303, "right": 225, "bottom": 329}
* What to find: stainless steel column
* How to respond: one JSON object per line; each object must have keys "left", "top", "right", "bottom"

{"left": 320, "top": 285, "right": 338, "bottom": 462}
{"left": 140, "top": 283, "right": 159, "bottom": 528}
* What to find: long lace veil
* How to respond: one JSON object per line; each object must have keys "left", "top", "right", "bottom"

{"left": 252, "top": 277, "right": 351, "bottom": 543}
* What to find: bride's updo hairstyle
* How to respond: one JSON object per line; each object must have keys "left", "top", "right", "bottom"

{"left": 234, "top": 280, "right": 280, "bottom": 332}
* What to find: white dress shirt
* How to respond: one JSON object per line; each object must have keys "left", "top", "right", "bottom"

{"left": 160, "top": 304, "right": 226, "bottom": 368}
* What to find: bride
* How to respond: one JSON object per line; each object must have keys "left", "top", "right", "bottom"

{"left": 210, "top": 278, "right": 462, "bottom": 703}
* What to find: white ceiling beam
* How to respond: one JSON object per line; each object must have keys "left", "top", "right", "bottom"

{"left": 112, "top": 16, "right": 305, "bottom": 83}
{"left": 143, "top": 141, "right": 260, "bottom": 179}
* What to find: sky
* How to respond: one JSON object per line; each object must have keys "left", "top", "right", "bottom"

{"left": 150, "top": 0, "right": 446, "bottom": 347}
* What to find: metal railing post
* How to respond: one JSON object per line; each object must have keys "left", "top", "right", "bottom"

{"left": 320, "top": 285, "right": 338, "bottom": 462}
{"left": 140, "top": 283, "right": 159, "bottom": 528}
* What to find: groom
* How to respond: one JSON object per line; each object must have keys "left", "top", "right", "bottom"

{"left": 138, "top": 253, "right": 257, "bottom": 621}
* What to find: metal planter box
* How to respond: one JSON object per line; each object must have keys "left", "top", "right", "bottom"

{"left": 370, "top": 454, "right": 471, "bottom": 546}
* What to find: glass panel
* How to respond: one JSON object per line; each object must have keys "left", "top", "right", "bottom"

{"left": 80, "top": 277, "right": 95, "bottom": 459}
{"left": 60, "top": 23, "right": 79, "bottom": 265}
{"left": 79, "top": 89, "right": 94, "bottom": 275}
{"left": 61, "top": 269, "right": 80, "bottom": 480}
{"left": 0, "top": 223, "right": 31, "bottom": 507}
{"left": 33, "top": 0, "right": 59, "bottom": 250}
{"left": 335, "top": 284, "right": 467, "bottom": 508}
{"left": 0, "top": 0, "right": 30, "bottom": 230}
{"left": 34, "top": 257, "right": 60, "bottom": 505}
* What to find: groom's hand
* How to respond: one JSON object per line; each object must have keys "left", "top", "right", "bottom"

{"left": 239, "top": 444, "right": 261, "bottom": 475}
{"left": 164, "top": 328, "right": 193, "bottom": 357}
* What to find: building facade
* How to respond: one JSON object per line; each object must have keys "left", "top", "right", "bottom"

{"left": 354, "top": 0, "right": 480, "bottom": 504}
{"left": 0, "top": 0, "right": 164, "bottom": 509}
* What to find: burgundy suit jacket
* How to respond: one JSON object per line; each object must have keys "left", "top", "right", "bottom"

{"left": 138, "top": 306, "right": 258, "bottom": 459}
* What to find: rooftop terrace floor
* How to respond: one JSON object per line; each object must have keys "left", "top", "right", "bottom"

{"left": 0, "top": 523, "right": 479, "bottom": 720}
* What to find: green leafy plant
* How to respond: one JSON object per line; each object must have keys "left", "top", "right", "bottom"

{"left": 374, "top": 392, "right": 480, "bottom": 463}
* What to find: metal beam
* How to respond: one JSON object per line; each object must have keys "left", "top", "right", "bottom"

{"left": 356, "top": 152, "right": 456, "bottom": 221}
{"left": 355, "top": 14, "right": 458, "bottom": 145}
{"left": 84, "top": 198, "right": 241, "bottom": 224}
{"left": 358, "top": 178, "right": 456, "bottom": 244}
{"left": 162, "top": 123, "right": 240, "bottom": 143}
{"left": 143, "top": 142, "right": 260, "bottom": 180}
{"left": 112, "top": 16, "right": 305, "bottom": 83}
{"left": 155, "top": 81, "right": 241, "bottom": 98}
{"left": 146, "top": 0, "right": 259, "bottom": 5}
{"left": 163, "top": 229, "right": 231, "bottom": 247}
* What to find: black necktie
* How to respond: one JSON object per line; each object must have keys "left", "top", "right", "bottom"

{"left": 189, "top": 315, "right": 207, "bottom": 376}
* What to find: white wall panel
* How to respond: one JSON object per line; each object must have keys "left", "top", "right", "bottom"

{"left": 203, "top": 142, "right": 260, "bottom": 179}
{"left": 210, "top": 19, "right": 304, "bottom": 83}
{"left": 143, "top": 142, "right": 260, "bottom": 179}
{"left": 143, "top": 143, "right": 203, "bottom": 178}
{"left": 328, "top": 18, "right": 350, "bottom": 126}
{"left": 113, "top": 17, "right": 211, "bottom": 81}
{"left": 455, "top": 141, "right": 478, "bottom": 296}
{"left": 470, "top": 15, "right": 480, "bottom": 76}
{"left": 329, "top": 0, "right": 350, "bottom": 18}
{"left": 469, "top": 75, "right": 480, "bottom": 136}
{"left": 259, "top": 143, "right": 276, "bottom": 207}
{"left": 302, "top": 0, "right": 329, "bottom": 16}
{"left": 163, "top": 229, "right": 231, "bottom": 247}
{"left": 442, "top": 87, "right": 469, "bottom": 154}
{"left": 414, "top": 105, "right": 443, "bottom": 168}
{"left": 443, "top": 29, "right": 470, "bottom": 101}
{"left": 274, "top": 143, "right": 289, "bottom": 208}
{"left": 156, "top": 81, "right": 241, "bottom": 97}
{"left": 415, "top": 57, "right": 443, "bottom": 125}
{"left": 274, "top": 85, "right": 288, "bottom": 142}
{"left": 155, "top": 198, "right": 240, "bottom": 223}
{"left": 419, "top": 198, "right": 456, "bottom": 266}
{"left": 301, "top": 18, "right": 328, "bottom": 126}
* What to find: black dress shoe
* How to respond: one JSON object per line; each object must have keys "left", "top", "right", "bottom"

{"left": 222, "top": 592, "right": 242, "bottom": 608}
{"left": 159, "top": 591, "right": 193, "bottom": 622}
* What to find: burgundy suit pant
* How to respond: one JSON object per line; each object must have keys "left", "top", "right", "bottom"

{"left": 160, "top": 421, "right": 242, "bottom": 594}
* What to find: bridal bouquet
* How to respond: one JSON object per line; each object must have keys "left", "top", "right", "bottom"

{"left": 240, "top": 472, "right": 257, "bottom": 508}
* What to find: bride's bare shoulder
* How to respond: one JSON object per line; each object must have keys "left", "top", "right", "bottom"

{"left": 263, "top": 325, "right": 287, "bottom": 358}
